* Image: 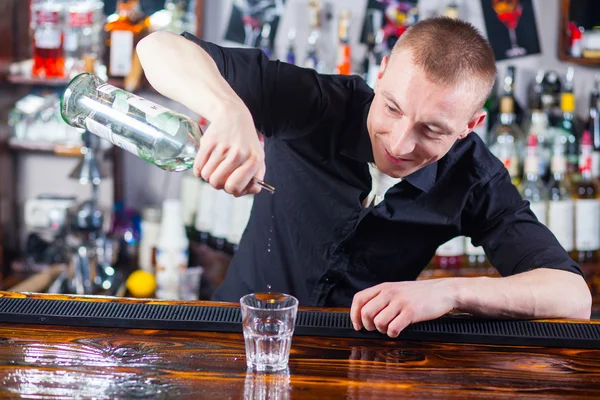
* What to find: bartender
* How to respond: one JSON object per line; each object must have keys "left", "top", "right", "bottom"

{"left": 136, "top": 17, "right": 591, "bottom": 338}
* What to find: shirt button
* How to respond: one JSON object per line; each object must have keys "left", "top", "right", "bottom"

{"left": 324, "top": 278, "right": 330, "bottom": 283}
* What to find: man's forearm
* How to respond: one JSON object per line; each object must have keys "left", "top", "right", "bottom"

{"left": 136, "top": 31, "right": 247, "bottom": 121}
{"left": 451, "top": 268, "right": 592, "bottom": 320}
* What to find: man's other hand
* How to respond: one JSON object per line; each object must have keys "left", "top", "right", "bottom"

{"left": 350, "top": 279, "right": 457, "bottom": 338}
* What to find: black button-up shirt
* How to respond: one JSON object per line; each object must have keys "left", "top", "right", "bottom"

{"left": 182, "top": 33, "right": 583, "bottom": 307}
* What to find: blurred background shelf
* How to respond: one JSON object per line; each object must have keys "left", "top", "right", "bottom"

{"left": 8, "top": 138, "right": 82, "bottom": 157}
{"left": 7, "top": 74, "right": 70, "bottom": 87}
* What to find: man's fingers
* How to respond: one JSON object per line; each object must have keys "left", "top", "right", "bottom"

{"left": 350, "top": 286, "right": 382, "bottom": 331}
{"left": 387, "top": 309, "right": 414, "bottom": 338}
{"left": 372, "top": 302, "right": 403, "bottom": 335}
{"left": 224, "top": 160, "right": 260, "bottom": 197}
{"left": 200, "top": 146, "right": 228, "bottom": 183}
{"left": 193, "top": 135, "right": 217, "bottom": 177}
{"left": 359, "top": 295, "right": 390, "bottom": 332}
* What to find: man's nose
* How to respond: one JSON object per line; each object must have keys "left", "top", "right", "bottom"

{"left": 388, "top": 119, "right": 416, "bottom": 157}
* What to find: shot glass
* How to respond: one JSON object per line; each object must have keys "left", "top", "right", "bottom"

{"left": 240, "top": 293, "right": 299, "bottom": 372}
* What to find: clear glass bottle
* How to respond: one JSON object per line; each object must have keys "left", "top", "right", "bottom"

{"left": 548, "top": 67, "right": 581, "bottom": 179}
{"left": 547, "top": 140, "right": 574, "bottom": 253}
{"left": 489, "top": 67, "right": 525, "bottom": 187}
{"left": 60, "top": 73, "right": 274, "bottom": 191}
{"left": 573, "top": 130, "right": 600, "bottom": 264}
{"left": 520, "top": 134, "right": 547, "bottom": 224}
{"left": 589, "top": 76, "right": 600, "bottom": 183}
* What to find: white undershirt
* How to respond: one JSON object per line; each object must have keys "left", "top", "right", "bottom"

{"left": 362, "top": 163, "right": 403, "bottom": 208}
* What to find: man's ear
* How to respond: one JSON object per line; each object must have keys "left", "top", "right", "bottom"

{"left": 459, "top": 110, "right": 486, "bottom": 140}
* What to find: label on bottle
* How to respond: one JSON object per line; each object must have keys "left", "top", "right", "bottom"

{"left": 561, "top": 93, "right": 576, "bottom": 114}
{"left": 68, "top": 11, "right": 93, "bottom": 28}
{"left": 548, "top": 200, "right": 574, "bottom": 251}
{"left": 85, "top": 117, "right": 138, "bottom": 156}
{"left": 155, "top": 247, "right": 188, "bottom": 299}
{"left": 112, "top": 135, "right": 139, "bottom": 156}
{"left": 85, "top": 117, "right": 113, "bottom": 141}
{"left": 436, "top": 236, "right": 465, "bottom": 257}
{"left": 127, "top": 96, "right": 169, "bottom": 117}
{"left": 109, "top": 30, "right": 134, "bottom": 77}
{"left": 501, "top": 156, "right": 520, "bottom": 178}
{"left": 529, "top": 201, "right": 547, "bottom": 226}
{"left": 551, "top": 155, "right": 567, "bottom": 174}
{"left": 97, "top": 83, "right": 120, "bottom": 96}
{"left": 575, "top": 199, "right": 600, "bottom": 251}
{"left": 34, "top": 29, "right": 61, "bottom": 50}
{"left": 64, "top": 33, "right": 78, "bottom": 52}
{"left": 465, "top": 237, "right": 485, "bottom": 256}
{"left": 592, "top": 151, "right": 600, "bottom": 180}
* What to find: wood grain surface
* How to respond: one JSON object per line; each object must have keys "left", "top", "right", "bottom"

{"left": 0, "top": 293, "right": 600, "bottom": 398}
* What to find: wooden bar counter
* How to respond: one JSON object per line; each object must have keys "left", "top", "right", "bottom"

{"left": 0, "top": 292, "right": 599, "bottom": 399}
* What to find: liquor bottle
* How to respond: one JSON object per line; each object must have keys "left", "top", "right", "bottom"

{"left": 547, "top": 140, "right": 574, "bottom": 253}
{"left": 60, "top": 73, "right": 275, "bottom": 192}
{"left": 589, "top": 77, "right": 600, "bottom": 182}
{"left": 520, "top": 135, "right": 547, "bottom": 224}
{"left": 434, "top": 236, "right": 465, "bottom": 269}
{"left": 149, "top": 0, "right": 188, "bottom": 34}
{"left": 573, "top": 130, "right": 600, "bottom": 264}
{"left": 548, "top": 67, "right": 581, "bottom": 179}
{"left": 64, "top": 1, "right": 98, "bottom": 76}
{"left": 489, "top": 66, "right": 525, "bottom": 186}
{"left": 464, "top": 237, "right": 489, "bottom": 269}
{"left": 335, "top": 10, "right": 352, "bottom": 75}
{"left": 524, "top": 70, "right": 551, "bottom": 181}
{"left": 227, "top": 195, "right": 254, "bottom": 252}
{"left": 155, "top": 199, "right": 189, "bottom": 300}
{"left": 30, "top": 0, "right": 65, "bottom": 78}
{"left": 104, "top": 0, "right": 149, "bottom": 79}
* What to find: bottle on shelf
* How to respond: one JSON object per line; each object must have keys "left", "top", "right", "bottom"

{"left": 524, "top": 70, "right": 551, "bottom": 181}
{"left": 547, "top": 140, "right": 574, "bottom": 254}
{"left": 104, "top": 0, "right": 149, "bottom": 79}
{"left": 210, "top": 190, "right": 234, "bottom": 252}
{"left": 227, "top": 195, "right": 254, "bottom": 253}
{"left": 335, "top": 10, "right": 352, "bottom": 75}
{"left": 589, "top": 76, "right": 600, "bottom": 183}
{"left": 193, "top": 179, "right": 217, "bottom": 245}
{"left": 30, "top": 0, "right": 65, "bottom": 78}
{"left": 488, "top": 66, "right": 525, "bottom": 187}
{"left": 433, "top": 236, "right": 465, "bottom": 269}
{"left": 259, "top": 23, "right": 272, "bottom": 59}
{"left": 60, "top": 73, "right": 275, "bottom": 192}
{"left": 573, "top": 130, "right": 600, "bottom": 264}
{"left": 64, "top": 1, "right": 103, "bottom": 76}
{"left": 138, "top": 206, "right": 161, "bottom": 274}
{"left": 548, "top": 67, "right": 581, "bottom": 179}
{"left": 155, "top": 199, "right": 189, "bottom": 299}
{"left": 180, "top": 171, "right": 201, "bottom": 230}
{"left": 520, "top": 135, "right": 547, "bottom": 224}
{"left": 464, "top": 237, "right": 489, "bottom": 269}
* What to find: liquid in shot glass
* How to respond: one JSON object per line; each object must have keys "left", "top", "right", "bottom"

{"left": 240, "top": 293, "right": 299, "bottom": 372}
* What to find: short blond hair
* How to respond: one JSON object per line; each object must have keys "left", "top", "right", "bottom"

{"left": 391, "top": 17, "right": 496, "bottom": 110}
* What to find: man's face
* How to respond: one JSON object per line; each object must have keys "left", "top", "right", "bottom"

{"left": 366, "top": 49, "right": 486, "bottom": 178}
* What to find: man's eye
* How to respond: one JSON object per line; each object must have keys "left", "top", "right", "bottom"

{"left": 385, "top": 104, "right": 399, "bottom": 114}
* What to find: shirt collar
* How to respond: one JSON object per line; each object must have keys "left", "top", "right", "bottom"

{"left": 340, "top": 97, "right": 438, "bottom": 193}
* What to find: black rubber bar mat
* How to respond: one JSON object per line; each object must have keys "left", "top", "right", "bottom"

{"left": 0, "top": 297, "right": 598, "bottom": 349}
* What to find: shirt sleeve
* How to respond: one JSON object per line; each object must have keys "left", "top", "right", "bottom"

{"left": 462, "top": 167, "right": 584, "bottom": 278}
{"left": 180, "top": 32, "right": 331, "bottom": 140}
